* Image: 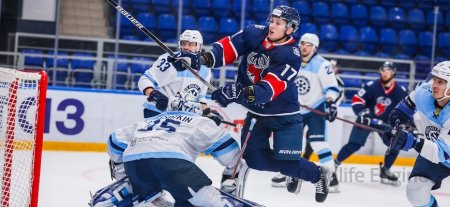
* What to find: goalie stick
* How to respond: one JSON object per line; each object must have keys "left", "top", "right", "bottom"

{"left": 105, "top": 0, "right": 216, "bottom": 91}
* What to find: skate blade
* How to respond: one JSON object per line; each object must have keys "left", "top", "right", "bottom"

{"left": 329, "top": 186, "right": 340, "bottom": 193}
{"left": 380, "top": 178, "right": 401, "bottom": 187}
{"left": 271, "top": 182, "right": 286, "bottom": 188}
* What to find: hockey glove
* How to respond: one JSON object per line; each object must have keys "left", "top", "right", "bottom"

{"left": 109, "top": 160, "right": 126, "bottom": 180}
{"left": 389, "top": 98, "right": 415, "bottom": 127}
{"left": 356, "top": 108, "right": 372, "bottom": 126}
{"left": 211, "top": 83, "right": 243, "bottom": 107}
{"left": 221, "top": 167, "right": 237, "bottom": 195}
{"left": 325, "top": 101, "right": 337, "bottom": 122}
{"left": 147, "top": 90, "right": 169, "bottom": 111}
{"left": 202, "top": 108, "right": 224, "bottom": 126}
{"left": 382, "top": 130, "right": 420, "bottom": 151}
{"left": 167, "top": 51, "right": 200, "bottom": 71}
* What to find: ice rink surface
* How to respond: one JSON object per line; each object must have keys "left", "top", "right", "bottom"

{"left": 39, "top": 151, "right": 450, "bottom": 207}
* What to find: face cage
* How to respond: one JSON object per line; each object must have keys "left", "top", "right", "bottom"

{"left": 178, "top": 41, "right": 202, "bottom": 54}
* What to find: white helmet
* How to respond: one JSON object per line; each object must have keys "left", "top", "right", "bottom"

{"left": 431, "top": 61, "right": 450, "bottom": 101}
{"left": 179, "top": 30, "right": 203, "bottom": 53}
{"left": 300, "top": 33, "right": 319, "bottom": 48}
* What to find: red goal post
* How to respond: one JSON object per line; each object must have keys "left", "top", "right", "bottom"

{"left": 0, "top": 68, "right": 47, "bottom": 207}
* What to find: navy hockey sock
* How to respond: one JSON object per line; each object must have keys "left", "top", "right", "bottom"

{"left": 336, "top": 143, "right": 361, "bottom": 163}
{"left": 384, "top": 148, "right": 399, "bottom": 169}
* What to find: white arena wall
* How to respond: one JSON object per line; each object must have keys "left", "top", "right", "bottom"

{"left": 43, "top": 87, "right": 419, "bottom": 164}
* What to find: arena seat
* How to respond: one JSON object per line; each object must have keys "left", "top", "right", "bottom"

{"left": 407, "top": 8, "right": 425, "bottom": 30}
{"left": 292, "top": 1, "right": 311, "bottom": 22}
{"left": 198, "top": 16, "right": 218, "bottom": 44}
{"left": 71, "top": 52, "right": 96, "bottom": 87}
{"left": 181, "top": 15, "right": 197, "bottom": 30}
{"left": 212, "top": 0, "right": 230, "bottom": 17}
{"left": 298, "top": 22, "right": 318, "bottom": 36}
{"left": 192, "top": 0, "right": 212, "bottom": 16}
{"left": 273, "top": 0, "right": 290, "bottom": 7}
{"left": 438, "top": 32, "right": 450, "bottom": 57}
{"left": 137, "top": 13, "right": 155, "bottom": 30}
{"left": 379, "top": 28, "right": 398, "bottom": 55}
{"left": 109, "top": 55, "right": 130, "bottom": 90}
{"left": 418, "top": 31, "right": 433, "bottom": 56}
{"left": 370, "top": 6, "right": 388, "bottom": 28}
{"left": 350, "top": 4, "right": 368, "bottom": 27}
{"left": 252, "top": 0, "right": 270, "bottom": 21}
{"left": 312, "top": 1, "right": 329, "bottom": 24}
{"left": 171, "top": 0, "right": 191, "bottom": 14}
{"left": 388, "top": 7, "right": 406, "bottom": 29}
{"left": 331, "top": 2, "right": 349, "bottom": 25}
{"left": 130, "top": 57, "right": 152, "bottom": 89}
{"left": 426, "top": 10, "right": 444, "bottom": 30}
{"left": 219, "top": 18, "right": 238, "bottom": 38}
{"left": 22, "top": 49, "right": 44, "bottom": 68}
{"left": 157, "top": 14, "right": 177, "bottom": 42}
{"left": 319, "top": 24, "right": 338, "bottom": 52}
{"left": 232, "top": 0, "right": 251, "bottom": 18}
{"left": 46, "top": 51, "right": 70, "bottom": 86}
{"left": 340, "top": 25, "right": 358, "bottom": 53}
{"left": 398, "top": 29, "right": 417, "bottom": 58}
{"left": 359, "top": 26, "right": 378, "bottom": 55}
{"left": 152, "top": 0, "right": 170, "bottom": 13}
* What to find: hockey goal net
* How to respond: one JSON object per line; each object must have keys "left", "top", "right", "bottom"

{"left": 0, "top": 68, "right": 47, "bottom": 207}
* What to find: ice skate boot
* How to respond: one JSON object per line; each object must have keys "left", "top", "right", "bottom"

{"left": 315, "top": 166, "right": 331, "bottom": 203}
{"left": 286, "top": 176, "right": 302, "bottom": 194}
{"left": 379, "top": 162, "right": 400, "bottom": 187}
{"left": 271, "top": 173, "right": 286, "bottom": 187}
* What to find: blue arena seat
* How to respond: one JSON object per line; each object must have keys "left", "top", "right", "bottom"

{"left": 331, "top": 3, "right": 349, "bottom": 25}
{"left": 370, "top": 6, "right": 388, "bottom": 28}
{"left": 219, "top": 18, "right": 238, "bottom": 38}
{"left": 171, "top": 0, "right": 191, "bottom": 14}
{"left": 340, "top": 25, "right": 358, "bottom": 53}
{"left": 137, "top": 13, "right": 155, "bottom": 30}
{"left": 394, "top": 53, "right": 411, "bottom": 60}
{"left": 334, "top": 49, "right": 350, "bottom": 55}
{"left": 71, "top": 52, "right": 96, "bottom": 87}
{"left": 108, "top": 55, "right": 130, "bottom": 90}
{"left": 122, "top": 35, "right": 140, "bottom": 41}
{"left": 253, "top": 0, "right": 270, "bottom": 21}
{"left": 298, "top": 22, "right": 318, "bottom": 36}
{"left": 273, "top": 0, "right": 290, "bottom": 7}
{"left": 418, "top": 31, "right": 433, "bottom": 56}
{"left": 192, "top": 0, "right": 212, "bottom": 16}
{"left": 152, "top": 0, "right": 170, "bottom": 13}
{"left": 380, "top": 0, "right": 397, "bottom": 6}
{"left": 157, "top": 14, "right": 177, "bottom": 42}
{"left": 398, "top": 1, "right": 416, "bottom": 8}
{"left": 130, "top": 57, "right": 152, "bottom": 89}
{"left": 22, "top": 49, "right": 44, "bottom": 68}
{"left": 354, "top": 51, "right": 371, "bottom": 57}
{"left": 131, "top": 0, "right": 151, "bottom": 13}
{"left": 446, "top": 11, "right": 450, "bottom": 28}
{"left": 319, "top": 24, "right": 338, "bottom": 52}
{"left": 426, "top": 10, "right": 444, "bottom": 31}
{"left": 245, "top": 19, "right": 256, "bottom": 26}
{"left": 379, "top": 28, "right": 397, "bottom": 55}
{"left": 198, "top": 16, "right": 218, "bottom": 44}
{"left": 408, "top": 8, "right": 425, "bottom": 30}
{"left": 374, "top": 52, "right": 390, "bottom": 58}
{"left": 350, "top": 4, "right": 368, "bottom": 27}
{"left": 341, "top": 71, "right": 363, "bottom": 88}
{"left": 398, "top": 29, "right": 417, "bottom": 58}
{"left": 388, "top": 7, "right": 406, "bottom": 29}
{"left": 359, "top": 27, "right": 378, "bottom": 55}
{"left": 438, "top": 32, "right": 450, "bottom": 57}
{"left": 292, "top": 1, "right": 311, "bottom": 22}
{"left": 232, "top": 0, "right": 251, "bottom": 18}
{"left": 46, "top": 51, "right": 70, "bottom": 86}
{"left": 213, "top": 0, "right": 230, "bottom": 17}
{"left": 312, "top": 2, "right": 329, "bottom": 24}
{"left": 181, "top": 15, "right": 197, "bottom": 30}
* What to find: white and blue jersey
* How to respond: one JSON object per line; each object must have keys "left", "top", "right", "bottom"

{"left": 107, "top": 111, "right": 240, "bottom": 168}
{"left": 138, "top": 53, "right": 211, "bottom": 113}
{"left": 296, "top": 54, "right": 339, "bottom": 114}
{"left": 409, "top": 83, "right": 450, "bottom": 168}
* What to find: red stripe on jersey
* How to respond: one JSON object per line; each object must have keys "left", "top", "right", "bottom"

{"left": 383, "top": 81, "right": 396, "bottom": 95}
{"left": 262, "top": 72, "right": 287, "bottom": 100}
{"left": 352, "top": 95, "right": 366, "bottom": 105}
{"left": 217, "top": 37, "right": 237, "bottom": 65}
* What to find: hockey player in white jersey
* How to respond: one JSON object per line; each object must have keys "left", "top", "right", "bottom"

{"left": 138, "top": 30, "right": 211, "bottom": 118}
{"left": 90, "top": 98, "right": 260, "bottom": 207}
{"left": 383, "top": 61, "right": 450, "bottom": 207}
{"left": 271, "top": 33, "right": 339, "bottom": 193}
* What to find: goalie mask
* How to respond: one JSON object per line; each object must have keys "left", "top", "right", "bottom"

{"left": 168, "top": 92, "right": 202, "bottom": 115}
{"left": 179, "top": 30, "right": 203, "bottom": 54}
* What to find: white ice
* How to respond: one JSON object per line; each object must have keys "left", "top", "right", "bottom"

{"left": 38, "top": 151, "right": 450, "bottom": 207}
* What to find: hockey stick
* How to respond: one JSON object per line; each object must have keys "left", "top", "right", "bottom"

{"left": 300, "top": 104, "right": 385, "bottom": 134}
{"left": 105, "top": 0, "right": 216, "bottom": 91}
{"left": 232, "top": 118, "right": 257, "bottom": 178}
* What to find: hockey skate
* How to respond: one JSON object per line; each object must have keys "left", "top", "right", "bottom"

{"left": 329, "top": 172, "right": 340, "bottom": 193}
{"left": 315, "top": 166, "right": 331, "bottom": 203}
{"left": 271, "top": 173, "right": 287, "bottom": 187}
{"left": 379, "top": 163, "right": 400, "bottom": 187}
{"left": 286, "top": 176, "right": 302, "bottom": 194}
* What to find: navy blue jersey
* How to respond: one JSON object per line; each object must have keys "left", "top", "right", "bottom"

{"left": 208, "top": 24, "right": 301, "bottom": 116}
{"left": 351, "top": 79, "right": 408, "bottom": 122}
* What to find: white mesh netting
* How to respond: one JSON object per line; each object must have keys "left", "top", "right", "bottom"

{"left": 0, "top": 68, "right": 43, "bottom": 207}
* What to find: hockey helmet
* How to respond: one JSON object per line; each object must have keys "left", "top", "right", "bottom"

{"left": 300, "top": 33, "right": 319, "bottom": 48}
{"left": 268, "top": 5, "right": 301, "bottom": 33}
{"left": 432, "top": 61, "right": 450, "bottom": 86}
{"left": 179, "top": 30, "right": 203, "bottom": 53}
{"left": 380, "top": 61, "right": 396, "bottom": 73}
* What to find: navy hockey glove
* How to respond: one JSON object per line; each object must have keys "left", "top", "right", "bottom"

{"left": 202, "top": 108, "right": 224, "bottom": 126}
{"left": 211, "top": 84, "right": 242, "bottom": 107}
{"left": 147, "top": 90, "right": 169, "bottom": 111}
{"left": 167, "top": 51, "right": 200, "bottom": 71}
{"left": 325, "top": 101, "right": 337, "bottom": 122}
{"left": 382, "top": 130, "right": 420, "bottom": 151}
{"left": 389, "top": 98, "right": 415, "bottom": 127}
{"left": 356, "top": 108, "right": 372, "bottom": 125}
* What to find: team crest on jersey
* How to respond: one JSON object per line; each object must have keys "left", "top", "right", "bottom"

{"left": 295, "top": 75, "right": 310, "bottom": 95}
{"left": 425, "top": 126, "right": 439, "bottom": 141}
{"left": 246, "top": 52, "right": 270, "bottom": 83}
{"left": 183, "top": 84, "right": 201, "bottom": 99}
{"left": 292, "top": 47, "right": 300, "bottom": 57}
{"left": 374, "top": 97, "right": 392, "bottom": 116}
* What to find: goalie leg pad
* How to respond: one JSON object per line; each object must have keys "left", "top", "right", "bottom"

{"left": 188, "top": 186, "right": 231, "bottom": 207}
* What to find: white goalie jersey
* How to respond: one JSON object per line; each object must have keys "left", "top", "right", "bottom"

{"left": 138, "top": 53, "right": 212, "bottom": 112}
{"left": 295, "top": 55, "right": 339, "bottom": 114}
{"left": 107, "top": 111, "right": 240, "bottom": 168}
{"left": 410, "top": 83, "right": 450, "bottom": 168}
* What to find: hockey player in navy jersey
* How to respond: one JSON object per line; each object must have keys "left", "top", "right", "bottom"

{"left": 334, "top": 61, "right": 409, "bottom": 188}
{"left": 171, "top": 5, "right": 331, "bottom": 203}
{"left": 383, "top": 61, "right": 450, "bottom": 207}
{"left": 271, "top": 33, "right": 341, "bottom": 193}
{"left": 138, "top": 30, "right": 211, "bottom": 118}
{"left": 90, "top": 99, "right": 259, "bottom": 207}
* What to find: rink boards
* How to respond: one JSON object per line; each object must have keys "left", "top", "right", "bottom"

{"left": 41, "top": 87, "right": 419, "bottom": 165}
